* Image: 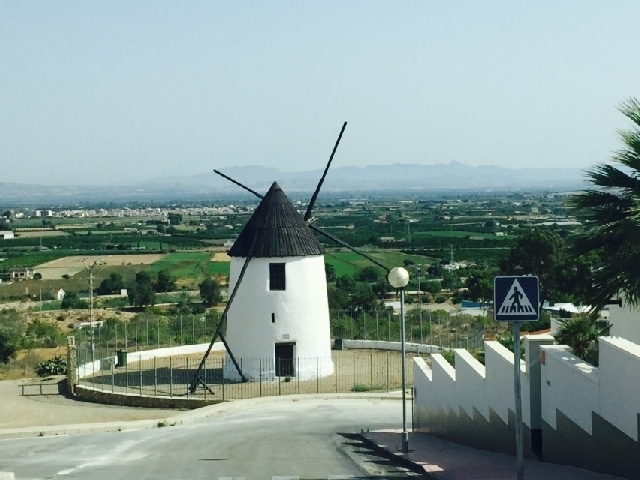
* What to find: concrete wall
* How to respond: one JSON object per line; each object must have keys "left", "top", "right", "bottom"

{"left": 337, "top": 339, "right": 439, "bottom": 354}
{"left": 77, "top": 343, "right": 218, "bottom": 379}
{"left": 75, "top": 384, "right": 221, "bottom": 409}
{"left": 413, "top": 334, "right": 640, "bottom": 477}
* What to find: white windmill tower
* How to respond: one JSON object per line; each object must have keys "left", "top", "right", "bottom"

{"left": 222, "top": 181, "right": 334, "bottom": 380}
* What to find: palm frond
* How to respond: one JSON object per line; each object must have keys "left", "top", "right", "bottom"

{"left": 618, "top": 97, "right": 640, "bottom": 127}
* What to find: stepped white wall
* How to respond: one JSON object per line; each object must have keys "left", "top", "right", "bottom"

{"left": 413, "top": 333, "right": 640, "bottom": 477}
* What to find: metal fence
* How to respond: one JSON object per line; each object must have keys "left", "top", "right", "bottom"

{"left": 72, "top": 307, "right": 487, "bottom": 398}
{"left": 76, "top": 349, "right": 417, "bottom": 400}
{"left": 71, "top": 308, "right": 486, "bottom": 355}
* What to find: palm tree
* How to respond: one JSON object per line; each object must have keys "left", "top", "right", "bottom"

{"left": 554, "top": 315, "right": 610, "bottom": 365}
{"left": 570, "top": 98, "right": 640, "bottom": 313}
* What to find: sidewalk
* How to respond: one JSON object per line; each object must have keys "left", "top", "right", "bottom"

{"left": 362, "top": 430, "right": 626, "bottom": 480}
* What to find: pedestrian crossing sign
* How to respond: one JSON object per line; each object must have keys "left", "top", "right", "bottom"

{"left": 493, "top": 276, "right": 539, "bottom": 322}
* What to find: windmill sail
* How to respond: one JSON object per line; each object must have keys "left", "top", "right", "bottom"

{"left": 304, "top": 121, "right": 347, "bottom": 221}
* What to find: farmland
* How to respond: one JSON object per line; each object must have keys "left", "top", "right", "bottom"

{"left": 0, "top": 190, "right": 586, "bottom": 304}
{"left": 35, "top": 254, "right": 164, "bottom": 280}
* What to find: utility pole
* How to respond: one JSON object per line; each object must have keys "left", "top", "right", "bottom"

{"left": 83, "top": 259, "right": 103, "bottom": 364}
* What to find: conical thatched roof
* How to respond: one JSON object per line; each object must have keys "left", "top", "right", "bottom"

{"left": 228, "top": 182, "right": 324, "bottom": 258}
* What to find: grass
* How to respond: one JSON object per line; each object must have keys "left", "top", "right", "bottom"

{"left": 206, "top": 261, "right": 230, "bottom": 277}
{"left": 146, "top": 251, "right": 229, "bottom": 287}
{"left": 147, "top": 252, "right": 210, "bottom": 277}
{"left": 325, "top": 250, "right": 433, "bottom": 277}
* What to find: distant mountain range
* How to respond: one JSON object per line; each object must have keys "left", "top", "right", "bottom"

{"left": 190, "top": 161, "right": 588, "bottom": 192}
{"left": 0, "top": 162, "right": 588, "bottom": 205}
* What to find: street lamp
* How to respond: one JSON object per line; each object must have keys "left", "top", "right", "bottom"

{"left": 388, "top": 266, "right": 410, "bottom": 453}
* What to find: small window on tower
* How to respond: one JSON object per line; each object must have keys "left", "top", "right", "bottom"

{"left": 269, "top": 263, "right": 286, "bottom": 291}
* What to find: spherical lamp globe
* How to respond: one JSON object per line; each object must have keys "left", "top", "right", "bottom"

{"left": 388, "top": 266, "right": 409, "bottom": 289}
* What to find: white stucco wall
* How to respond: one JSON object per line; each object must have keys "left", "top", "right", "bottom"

{"left": 413, "top": 333, "right": 640, "bottom": 462}
{"left": 540, "top": 344, "right": 598, "bottom": 433}
{"left": 485, "top": 341, "right": 524, "bottom": 425}
{"left": 224, "top": 255, "right": 334, "bottom": 381}
{"left": 77, "top": 342, "right": 220, "bottom": 378}
{"left": 454, "top": 349, "right": 488, "bottom": 420}
{"left": 607, "top": 303, "right": 640, "bottom": 345}
{"left": 413, "top": 341, "right": 531, "bottom": 428}
{"left": 598, "top": 336, "right": 640, "bottom": 440}
{"left": 429, "top": 353, "right": 456, "bottom": 413}
{"left": 340, "top": 339, "right": 439, "bottom": 353}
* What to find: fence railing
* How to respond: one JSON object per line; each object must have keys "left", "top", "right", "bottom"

{"left": 75, "top": 349, "right": 416, "bottom": 400}
{"left": 71, "top": 307, "right": 487, "bottom": 398}
{"left": 70, "top": 308, "right": 486, "bottom": 358}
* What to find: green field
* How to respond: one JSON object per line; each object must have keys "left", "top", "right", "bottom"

{"left": 324, "top": 250, "right": 432, "bottom": 278}
{"left": 206, "top": 261, "right": 230, "bottom": 277}
{"left": 146, "top": 251, "right": 229, "bottom": 286}
{"left": 147, "top": 252, "right": 210, "bottom": 277}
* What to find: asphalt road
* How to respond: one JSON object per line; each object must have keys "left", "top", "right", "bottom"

{"left": 0, "top": 397, "right": 418, "bottom": 480}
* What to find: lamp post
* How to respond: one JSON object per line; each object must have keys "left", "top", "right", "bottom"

{"left": 388, "top": 266, "right": 410, "bottom": 453}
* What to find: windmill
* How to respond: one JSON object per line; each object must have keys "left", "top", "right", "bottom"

{"left": 188, "top": 122, "right": 393, "bottom": 393}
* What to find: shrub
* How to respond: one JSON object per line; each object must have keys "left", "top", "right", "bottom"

{"left": 36, "top": 356, "right": 67, "bottom": 377}
{"left": 440, "top": 349, "right": 455, "bottom": 366}
{"left": 351, "top": 384, "right": 372, "bottom": 392}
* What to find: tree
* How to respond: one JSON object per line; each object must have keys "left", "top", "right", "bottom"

{"left": 128, "top": 271, "right": 155, "bottom": 308}
{"left": 349, "top": 284, "right": 382, "bottom": 316}
{"left": 168, "top": 213, "right": 182, "bottom": 225}
{"left": 61, "top": 291, "right": 88, "bottom": 310}
{"left": 424, "top": 280, "right": 441, "bottom": 295}
{"left": 335, "top": 275, "right": 356, "bottom": 293}
{"left": 554, "top": 315, "right": 610, "bottom": 365}
{"left": 372, "top": 279, "right": 390, "bottom": 299}
{"left": 499, "top": 229, "right": 563, "bottom": 302}
{"left": 324, "top": 263, "right": 337, "bottom": 283}
{"left": 327, "top": 285, "right": 350, "bottom": 310}
{"left": 97, "top": 273, "right": 124, "bottom": 295}
{"left": 199, "top": 277, "right": 222, "bottom": 307}
{"left": 465, "top": 271, "right": 494, "bottom": 302}
{"left": 0, "top": 330, "right": 19, "bottom": 364}
{"left": 356, "top": 265, "right": 384, "bottom": 283}
{"left": 569, "top": 98, "right": 640, "bottom": 312}
{"left": 154, "top": 269, "right": 176, "bottom": 293}
{"left": 0, "top": 310, "right": 27, "bottom": 363}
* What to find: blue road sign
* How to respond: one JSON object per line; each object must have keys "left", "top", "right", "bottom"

{"left": 494, "top": 276, "right": 539, "bottom": 322}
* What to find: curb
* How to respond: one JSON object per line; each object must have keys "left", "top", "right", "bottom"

{"left": 358, "top": 433, "right": 434, "bottom": 478}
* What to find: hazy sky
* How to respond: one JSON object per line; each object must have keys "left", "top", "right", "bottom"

{"left": 2, "top": 2, "right": 639, "bottom": 185}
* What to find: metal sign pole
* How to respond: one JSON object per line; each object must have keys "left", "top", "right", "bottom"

{"left": 494, "top": 275, "right": 538, "bottom": 480}
{"left": 512, "top": 321, "right": 524, "bottom": 480}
